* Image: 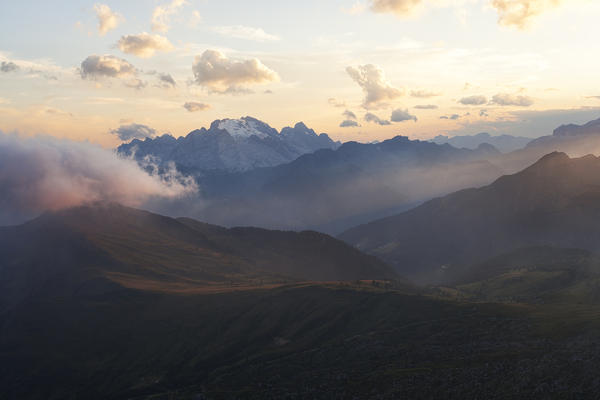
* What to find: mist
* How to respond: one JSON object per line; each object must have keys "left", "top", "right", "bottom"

{"left": 0, "top": 132, "right": 197, "bottom": 225}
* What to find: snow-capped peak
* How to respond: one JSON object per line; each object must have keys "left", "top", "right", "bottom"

{"left": 216, "top": 117, "right": 276, "bottom": 139}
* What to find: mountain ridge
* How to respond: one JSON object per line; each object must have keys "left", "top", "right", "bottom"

{"left": 117, "top": 116, "right": 340, "bottom": 172}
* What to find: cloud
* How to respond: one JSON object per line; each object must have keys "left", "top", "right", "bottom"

{"left": 191, "top": 50, "right": 279, "bottom": 94}
{"left": 212, "top": 25, "right": 280, "bottom": 42}
{"left": 123, "top": 78, "right": 147, "bottom": 90}
{"left": 152, "top": 0, "right": 188, "bottom": 33}
{"left": 445, "top": 107, "right": 600, "bottom": 138}
{"left": 480, "top": 109, "right": 489, "bottom": 117}
{"left": 80, "top": 55, "right": 136, "bottom": 79}
{"left": 370, "top": 0, "right": 422, "bottom": 16}
{"left": 391, "top": 108, "right": 417, "bottom": 122}
{"left": 340, "top": 120, "right": 360, "bottom": 127}
{"left": 93, "top": 4, "right": 123, "bottom": 36}
{"left": 343, "top": 110, "right": 357, "bottom": 120}
{"left": 183, "top": 102, "right": 211, "bottom": 112}
{"left": 364, "top": 112, "right": 391, "bottom": 125}
{"left": 459, "top": 95, "right": 487, "bottom": 105}
{"left": 328, "top": 98, "right": 346, "bottom": 108}
{"left": 490, "top": 93, "right": 534, "bottom": 106}
{"left": 158, "top": 73, "right": 176, "bottom": 88}
{"left": 414, "top": 104, "right": 438, "bottom": 109}
{"left": 585, "top": 96, "right": 600, "bottom": 100}
{"left": 410, "top": 89, "right": 441, "bottom": 98}
{"left": 346, "top": 64, "right": 403, "bottom": 109}
{"left": 440, "top": 114, "right": 461, "bottom": 120}
{"left": 491, "top": 0, "right": 563, "bottom": 29}
{"left": 0, "top": 61, "right": 19, "bottom": 73}
{"left": 117, "top": 33, "right": 173, "bottom": 58}
{"left": 0, "top": 132, "right": 196, "bottom": 225}
{"left": 110, "top": 123, "right": 156, "bottom": 141}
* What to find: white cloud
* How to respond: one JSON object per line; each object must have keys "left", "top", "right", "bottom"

{"left": 346, "top": 64, "right": 403, "bottom": 109}
{"left": 212, "top": 26, "right": 280, "bottom": 42}
{"left": 191, "top": 50, "right": 279, "bottom": 94}
{"left": 391, "top": 108, "right": 418, "bottom": 122}
{"left": 93, "top": 4, "right": 122, "bottom": 36}
{"left": 152, "top": 0, "right": 188, "bottom": 33}
{"left": 183, "top": 102, "right": 211, "bottom": 112}
{"left": 368, "top": 0, "right": 565, "bottom": 28}
{"left": 491, "top": 0, "right": 563, "bottom": 29}
{"left": 0, "top": 132, "right": 196, "bottom": 224}
{"left": 117, "top": 33, "right": 174, "bottom": 58}
{"left": 490, "top": 93, "right": 534, "bottom": 106}
{"left": 80, "top": 55, "right": 136, "bottom": 79}
{"left": 414, "top": 104, "right": 438, "bottom": 109}
{"left": 370, "top": 0, "right": 423, "bottom": 16}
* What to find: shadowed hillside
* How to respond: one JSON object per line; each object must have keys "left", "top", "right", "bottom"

{"left": 0, "top": 203, "right": 396, "bottom": 311}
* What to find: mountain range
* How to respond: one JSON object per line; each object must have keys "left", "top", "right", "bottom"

{"left": 431, "top": 132, "right": 531, "bottom": 153}
{"left": 340, "top": 151, "right": 600, "bottom": 283}
{"left": 117, "top": 117, "right": 340, "bottom": 172}
{"left": 177, "top": 135, "right": 502, "bottom": 233}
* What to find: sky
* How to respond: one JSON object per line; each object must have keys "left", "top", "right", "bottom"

{"left": 1, "top": 0, "right": 600, "bottom": 146}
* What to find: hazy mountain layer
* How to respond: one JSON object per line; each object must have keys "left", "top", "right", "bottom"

{"left": 166, "top": 135, "right": 502, "bottom": 234}
{"left": 340, "top": 152, "right": 600, "bottom": 283}
{"left": 431, "top": 132, "right": 531, "bottom": 153}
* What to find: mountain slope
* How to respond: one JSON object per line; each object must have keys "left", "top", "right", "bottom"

{"left": 340, "top": 152, "right": 600, "bottom": 283}
{"left": 0, "top": 203, "right": 396, "bottom": 310}
{"left": 117, "top": 117, "right": 340, "bottom": 172}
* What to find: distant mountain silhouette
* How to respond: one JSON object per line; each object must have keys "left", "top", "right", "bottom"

{"left": 431, "top": 132, "right": 531, "bottom": 153}
{"left": 340, "top": 152, "right": 600, "bottom": 283}
{"left": 117, "top": 117, "right": 340, "bottom": 172}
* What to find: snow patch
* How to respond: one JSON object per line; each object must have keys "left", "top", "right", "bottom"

{"left": 218, "top": 119, "right": 270, "bottom": 139}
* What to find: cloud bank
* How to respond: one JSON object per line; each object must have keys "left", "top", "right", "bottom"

{"left": 0, "top": 133, "right": 196, "bottom": 225}
{"left": 117, "top": 33, "right": 173, "bottom": 58}
{"left": 491, "top": 93, "right": 534, "bottom": 106}
{"left": 192, "top": 50, "right": 279, "bottom": 94}
{"left": 459, "top": 95, "right": 488, "bottom": 105}
{"left": 346, "top": 64, "right": 403, "bottom": 108}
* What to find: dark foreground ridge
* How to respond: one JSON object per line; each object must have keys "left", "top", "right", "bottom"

{"left": 3, "top": 204, "right": 600, "bottom": 398}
